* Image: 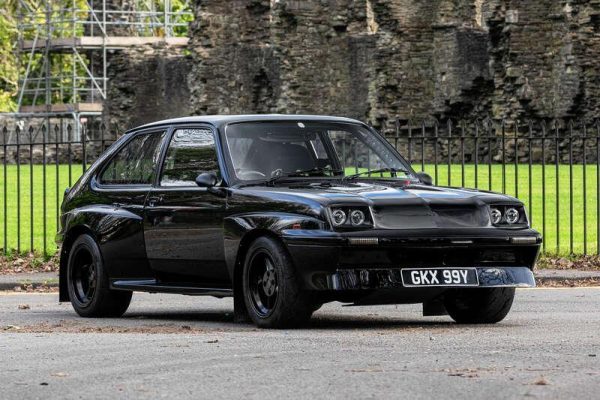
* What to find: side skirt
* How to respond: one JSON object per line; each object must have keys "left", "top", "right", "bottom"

{"left": 110, "top": 279, "right": 233, "bottom": 297}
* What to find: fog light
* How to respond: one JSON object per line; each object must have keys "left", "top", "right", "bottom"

{"left": 505, "top": 208, "right": 520, "bottom": 224}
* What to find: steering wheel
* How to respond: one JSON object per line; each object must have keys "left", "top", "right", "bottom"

{"left": 237, "top": 170, "right": 266, "bottom": 180}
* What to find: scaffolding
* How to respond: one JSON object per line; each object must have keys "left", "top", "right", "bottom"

{"left": 14, "top": 0, "right": 193, "bottom": 132}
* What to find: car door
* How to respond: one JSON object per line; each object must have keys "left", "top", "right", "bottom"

{"left": 92, "top": 129, "right": 167, "bottom": 279}
{"left": 143, "top": 125, "right": 229, "bottom": 287}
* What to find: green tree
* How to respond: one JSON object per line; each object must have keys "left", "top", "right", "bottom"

{"left": 0, "top": 0, "right": 20, "bottom": 112}
{"left": 0, "top": 1, "right": 192, "bottom": 112}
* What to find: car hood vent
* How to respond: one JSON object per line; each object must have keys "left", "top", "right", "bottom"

{"left": 372, "top": 203, "right": 490, "bottom": 229}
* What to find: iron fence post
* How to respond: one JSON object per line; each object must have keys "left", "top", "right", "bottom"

{"left": 2, "top": 126, "right": 7, "bottom": 255}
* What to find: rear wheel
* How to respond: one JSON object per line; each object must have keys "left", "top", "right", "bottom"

{"left": 67, "top": 234, "right": 132, "bottom": 317}
{"left": 242, "top": 237, "right": 313, "bottom": 328}
{"left": 444, "top": 287, "right": 515, "bottom": 324}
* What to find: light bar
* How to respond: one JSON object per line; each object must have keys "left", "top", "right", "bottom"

{"left": 348, "top": 237, "right": 379, "bottom": 246}
{"left": 510, "top": 236, "right": 537, "bottom": 244}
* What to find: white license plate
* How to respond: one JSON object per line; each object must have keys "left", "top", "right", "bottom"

{"left": 401, "top": 268, "right": 479, "bottom": 287}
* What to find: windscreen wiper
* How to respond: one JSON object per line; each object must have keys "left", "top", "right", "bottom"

{"left": 285, "top": 166, "right": 343, "bottom": 177}
{"left": 342, "top": 167, "right": 408, "bottom": 182}
{"left": 239, "top": 167, "right": 344, "bottom": 188}
{"left": 267, "top": 167, "right": 342, "bottom": 186}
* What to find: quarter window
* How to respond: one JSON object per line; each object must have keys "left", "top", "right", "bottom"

{"left": 99, "top": 131, "right": 165, "bottom": 185}
{"left": 160, "top": 128, "right": 220, "bottom": 186}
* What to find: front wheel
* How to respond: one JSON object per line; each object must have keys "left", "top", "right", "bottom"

{"left": 67, "top": 234, "right": 132, "bottom": 318}
{"left": 242, "top": 237, "right": 313, "bottom": 328}
{"left": 444, "top": 287, "right": 515, "bottom": 324}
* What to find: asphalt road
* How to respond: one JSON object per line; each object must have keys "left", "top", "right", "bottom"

{"left": 1, "top": 288, "right": 599, "bottom": 399}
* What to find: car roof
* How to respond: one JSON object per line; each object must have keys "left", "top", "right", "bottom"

{"left": 128, "top": 114, "right": 365, "bottom": 133}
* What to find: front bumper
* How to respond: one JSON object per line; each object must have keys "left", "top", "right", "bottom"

{"left": 328, "top": 266, "right": 535, "bottom": 290}
{"left": 282, "top": 228, "right": 541, "bottom": 291}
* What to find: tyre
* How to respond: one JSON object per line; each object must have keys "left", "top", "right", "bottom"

{"left": 242, "top": 236, "right": 313, "bottom": 328}
{"left": 444, "top": 287, "right": 515, "bottom": 324}
{"left": 67, "top": 234, "right": 132, "bottom": 318}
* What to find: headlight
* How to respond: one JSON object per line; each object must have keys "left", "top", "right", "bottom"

{"left": 489, "top": 205, "right": 527, "bottom": 227}
{"left": 505, "top": 207, "right": 520, "bottom": 224}
{"left": 331, "top": 209, "right": 347, "bottom": 226}
{"left": 329, "top": 206, "right": 372, "bottom": 229}
{"left": 490, "top": 208, "right": 502, "bottom": 224}
{"left": 350, "top": 210, "right": 365, "bottom": 226}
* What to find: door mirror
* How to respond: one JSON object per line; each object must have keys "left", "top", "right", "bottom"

{"left": 195, "top": 172, "right": 218, "bottom": 188}
{"left": 416, "top": 171, "right": 433, "bottom": 186}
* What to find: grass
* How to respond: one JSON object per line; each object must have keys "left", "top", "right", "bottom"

{"left": 420, "top": 164, "right": 600, "bottom": 255}
{"left": 0, "top": 163, "right": 599, "bottom": 256}
{"left": 0, "top": 164, "right": 86, "bottom": 257}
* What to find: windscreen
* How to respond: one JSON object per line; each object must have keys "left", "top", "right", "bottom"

{"left": 224, "top": 121, "right": 411, "bottom": 182}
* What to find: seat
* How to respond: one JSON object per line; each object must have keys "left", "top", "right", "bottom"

{"left": 268, "top": 143, "right": 316, "bottom": 174}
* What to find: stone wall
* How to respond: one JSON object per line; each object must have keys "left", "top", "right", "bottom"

{"left": 105, "top": 44, "right": 193, "bottom": 131}
{"left": 186, "top": 0, "right": 375, "bottom": 118}
{"left": 185, "top": 0, "right": 494, "bottom": 125}
{"left": 485, "top": 0, "right": 600, "bottom": 121}
{"left": 104, "top": 0, "right": 600, "bottom": 130}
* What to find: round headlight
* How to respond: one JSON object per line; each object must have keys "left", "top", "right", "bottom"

{"left": 331, "top": 209, "right": 347, "bottom": 226}
{"left": 490, "top": 208, "right": 502, "bottom": 225}
{"left": 505, "top": 208, "right": 520, "bottom": 224}
{"left": 350, "top": 210, "right": 366, "bottom": 226}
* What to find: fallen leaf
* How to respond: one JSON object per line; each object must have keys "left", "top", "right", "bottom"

{"left": 532, "top": 376, "right": 550, "bottom": 386}
{"left": 18, "top": 304, "right": 30, "bottom": 310}
{"left": 3, "top": 325, "right": 21, "bottom": 331}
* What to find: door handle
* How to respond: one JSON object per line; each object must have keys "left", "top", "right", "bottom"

{"left": 147, "top": 195, "right": 163, "bottom": 207}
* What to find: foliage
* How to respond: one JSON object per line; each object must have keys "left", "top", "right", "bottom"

{"left": 0, "top": 0, "right": 20, "bottom": 112}
{"left": 0, "top": 1, "right": 193, "bottom": 111}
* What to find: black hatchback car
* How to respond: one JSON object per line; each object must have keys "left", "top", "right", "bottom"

{"left": 58, "top": 115, "right": 541, "bottom": 328}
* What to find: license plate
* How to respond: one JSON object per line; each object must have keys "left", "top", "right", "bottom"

{"left": 401, "top": 268, "right": 479, "bottom": 287}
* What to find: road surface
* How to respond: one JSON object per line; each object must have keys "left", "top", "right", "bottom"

{"left": 1, "top": 288, "right": 598, "bottom": 399}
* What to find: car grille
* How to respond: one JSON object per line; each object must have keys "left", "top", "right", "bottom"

{"left": 372, "top": 204, "right": 490, "bottom": 229}
{"left": 338, "top": 246, "right": 532, "bottom": 269}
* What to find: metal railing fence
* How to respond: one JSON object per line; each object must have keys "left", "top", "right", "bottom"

{"left": 1, "top": 119, "right": 117, "bottom": 256}
{"left": 383, "top": 119, "right": 600, "bottom": 255}
{"left": 1, "top": 118, "right": 600, "bottom": 256}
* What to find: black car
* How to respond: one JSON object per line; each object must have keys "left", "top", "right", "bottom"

{"left": 57, "top": 115, "right": 541, "bottom": 328}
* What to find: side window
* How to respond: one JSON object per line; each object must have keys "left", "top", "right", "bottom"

{"left": 160, "top": 128, "right": 220, "bottom": 187}
{"left": 99, "top": 131, "right": 165, "bottom": 185}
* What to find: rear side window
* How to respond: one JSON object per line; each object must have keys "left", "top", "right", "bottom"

{"left": 99, "top": 131, "right": 166, "bottom": 185}
{"left": 160, "top": 128, "right": 220, "bottom": 187}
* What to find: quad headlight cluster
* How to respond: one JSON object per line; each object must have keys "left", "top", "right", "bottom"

{"left": 329, "top": 206, "right": 373, "bottom": 229}
{"left": 489, "top": 205, "right": 527, "bottom": 226}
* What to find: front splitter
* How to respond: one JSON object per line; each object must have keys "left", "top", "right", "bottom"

{"left": 327, "top": 266, "right": 536, "bottom": 290}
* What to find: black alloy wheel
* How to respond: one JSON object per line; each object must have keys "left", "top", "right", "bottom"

{"left": 70, "top": 246, "right": 97, "bottom": 306}
{"left": 242, "top": 236, "right": 313, "bottom": 328}
{"left": 247, "top": 250, "right": 279, "bottom": 318}
{"left": 67, "top": 234, "right": 132, "bottom": 318}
